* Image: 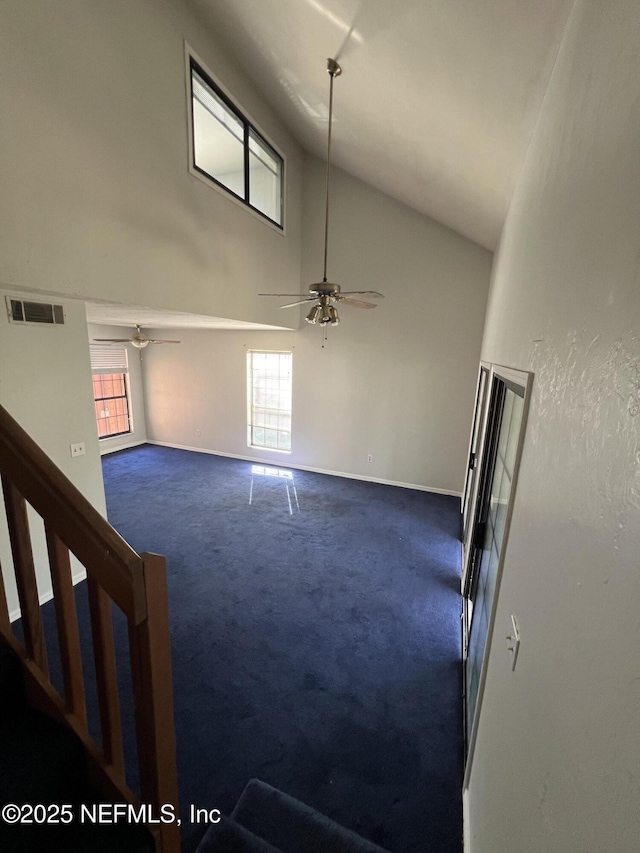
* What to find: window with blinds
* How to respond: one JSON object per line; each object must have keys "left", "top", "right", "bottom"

{"left": 247, "top": 351, "right": 292, "bottom": 452}
{"left": 90, "top": 344, "right": 129, "bottom": 373}
{"left": 90, "top": 344, "right": 132, "bottom": 439}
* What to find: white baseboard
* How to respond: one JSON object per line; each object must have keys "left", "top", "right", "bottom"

{"left": 145, "top": 440, "right": 462, "bottom": 499}
{"left": 100, "top": 439, "right": 146, "bottom": 456}
{"left": 9, "top": 569, "right": 87, "bottom": 623}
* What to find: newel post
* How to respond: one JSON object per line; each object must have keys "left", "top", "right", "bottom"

{"left": 128, "top": 552, "right": 180, "bottom": 852}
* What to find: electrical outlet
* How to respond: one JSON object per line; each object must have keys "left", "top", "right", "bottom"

{"left": 367, "top": 454, "right": 373, "bottom": 463}
{"left": 70, "top": 442, "right": 86, "bottom": 458}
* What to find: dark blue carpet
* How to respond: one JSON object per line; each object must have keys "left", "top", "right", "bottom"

{"left": 36, "top": 445, "right": 463, "bottom": 852}
{"left": 103, "top": 446, "right": 463, "bottom": 852}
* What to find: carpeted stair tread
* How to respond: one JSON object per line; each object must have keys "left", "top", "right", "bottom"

{"left": 232, "top": 779, "right": 392, "bottom": 853}
{"left": 196, "top": 813, "right": 284, "bottom": 853}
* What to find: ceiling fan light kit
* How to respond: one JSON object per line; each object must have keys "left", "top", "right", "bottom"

{"left": 259, "top": 57, "right": 383, "bottom": 338}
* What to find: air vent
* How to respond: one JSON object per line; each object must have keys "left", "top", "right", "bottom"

{"left": 6, "top": 297, "right": 65, "bottom": 326}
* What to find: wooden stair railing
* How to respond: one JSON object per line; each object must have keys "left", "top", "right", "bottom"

{"left": 0, "top": 404, "right": 179, "bottom": 853}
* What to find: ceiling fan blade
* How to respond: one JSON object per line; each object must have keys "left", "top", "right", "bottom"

{"left": 146, "top": 339, "right": 181, "bottom": 344}
{"left": 258, "top": 293, "right": 312, "bottom": 298}
{"left": 337, "top": 297, "right": 378, "bottom": 309}
{"left": 278, "top": 298, "right": 317, "bottom": 309}
{"left": 338, "top": 291, "right": 384, "bottom": 298}
{"left": 93, "top": 338, "right": 132, "bottom": 342}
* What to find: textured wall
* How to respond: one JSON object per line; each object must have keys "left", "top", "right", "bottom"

{"left": 467, "top": 0, "right": 640, "bottom": 850}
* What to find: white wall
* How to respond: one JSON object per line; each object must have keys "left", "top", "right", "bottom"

{"left": 0, "top": 0, "right": 302, "bottom": 328}
{"left": 466, "top": 1, "right": 640, "bottom": 850}
{"left": 0, "top": 293, "right": 106, "bottom": 617}
{"left": 142, "top": 157, "right": 491, "bottom": 494}
{"left": 87, "top": 324, "right": 148, "bottom": 453}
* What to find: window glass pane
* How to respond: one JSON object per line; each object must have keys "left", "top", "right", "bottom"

{"left": 249, "top": 130, "right": 282, "bottom": 225}
{"left": 192, "top": 71, "right": 245, "bottom": 198}
{"left": 92, "top": 372, "right": 131, "bottom": 439}
{"left": 247, "top": 352, "right": 292, "bottom": 451}
{"left": 189, "top": 61, "right": 284, "bottom": 227}
{"left": 100, "top": 376, "right": 114, "bottom": 399}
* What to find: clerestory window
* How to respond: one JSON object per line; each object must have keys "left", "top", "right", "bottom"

{"left": 189, "top": 57, "right": 284, "bottom": 228}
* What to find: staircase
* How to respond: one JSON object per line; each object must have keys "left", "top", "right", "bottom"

{"left": 1, "top": 404, "right": 395, "bottom": 852}
{"left": 0, "top": 639, "right": 156, "bottom": 853}
{"left": 0, "top": 404, "right": 179, "bottom": 852}
{"left": 196, "top": 779, "right": 391, "bottom": 853}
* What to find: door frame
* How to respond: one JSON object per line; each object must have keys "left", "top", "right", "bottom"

{"left": 461, "top": 362, "right": 491, "bottom": 594}
{"left": 462, "top": 363, "right": 534, "bottom": 786}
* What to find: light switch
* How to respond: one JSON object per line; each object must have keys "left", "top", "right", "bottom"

{"left": 70, "top": 442, "right": 86, "bottom": 458}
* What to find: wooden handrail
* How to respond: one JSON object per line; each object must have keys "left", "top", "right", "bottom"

{"left": 0, "top": 404, "right": 146, "bottom": 622}
{"left": 0, "top": 404, "right": 179, "bottom": 853}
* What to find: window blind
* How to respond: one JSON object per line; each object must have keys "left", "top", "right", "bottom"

{"left": 90, "top": 344, "right": 129, "bottom": 374}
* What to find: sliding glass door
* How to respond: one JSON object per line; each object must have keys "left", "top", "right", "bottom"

{"left": 462, "top": 366, "right": 531, "bottom": 763}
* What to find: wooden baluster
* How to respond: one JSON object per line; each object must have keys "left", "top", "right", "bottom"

{"left": 129, "top": 553, "right": 180, "bottom": 853}
{"left": 44, "top": 522, "right": 87, "bottom": 727}
{"left": 0, "top": 557, "right": 11, "bottom": 636}
{"left": 87, "top": 576, "right": 125, "bottom": 778}
{"left": 1, "top": 476, "right": 48, "bottom": 674}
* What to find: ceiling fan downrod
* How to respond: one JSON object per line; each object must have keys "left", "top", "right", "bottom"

{"left": 322, "top": 57, "right": 342, "bottom": 286}
{"left": 257, "top": 58, "right": 383, "bottom": 330}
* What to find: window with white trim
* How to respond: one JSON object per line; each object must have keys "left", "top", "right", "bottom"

{"left": 189, "top": 57, "right": 284, "bottom": 228}
{"left": 247, "top": 351, "right": 292, "bottom": 451}
{"left": 90, "top": 345, "right": 132, "bottom": 439}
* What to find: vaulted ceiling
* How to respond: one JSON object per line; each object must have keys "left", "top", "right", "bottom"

{"left": 188, "top": 0, "right": 573, "bottom": 250}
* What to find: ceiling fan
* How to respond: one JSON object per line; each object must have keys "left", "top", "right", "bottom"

{"left": 94, "top": 324, "right": 181, "bottom": 349}
{"left": 259, "top": 58, "right": 383, "bottom": 327}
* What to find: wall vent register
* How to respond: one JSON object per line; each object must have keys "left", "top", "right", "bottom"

{"left": 7, "top": 297, "right": 65, "bottom": 325}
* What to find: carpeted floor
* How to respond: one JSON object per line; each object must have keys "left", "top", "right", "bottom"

{"left": 42, "top": 445, "right": 464, "bottom": 852}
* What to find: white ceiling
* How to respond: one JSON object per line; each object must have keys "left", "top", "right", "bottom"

{"left": 85, "top": 300, "right": 288, "bottom": 330}
{"left": 188, "top": 0, "right": 573, "bottom": 250}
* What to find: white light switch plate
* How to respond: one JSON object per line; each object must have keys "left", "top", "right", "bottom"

{"left": 70, "top": 442, "right": 86, "bottom": 458}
